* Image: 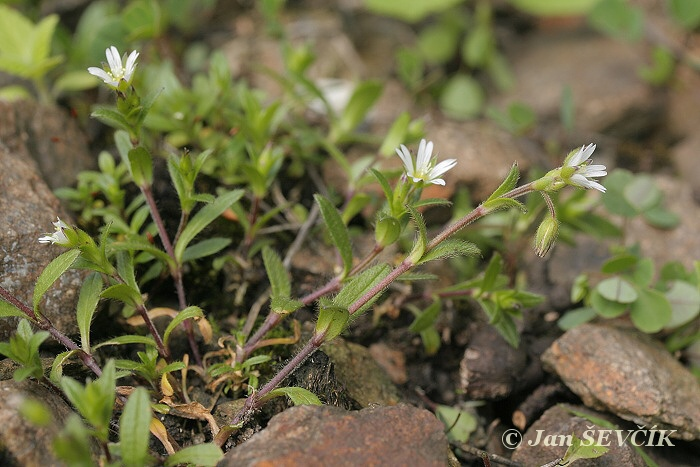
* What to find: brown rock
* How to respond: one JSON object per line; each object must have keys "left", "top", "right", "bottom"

{"left": 512, "top": 404, "right": 646, "bottom": 466}
{"left": 0, "top": 145, "right": 83, "bottom": 340}
{"left": 219, "top": 404, "right": 450, "bottom": 466}
{"left": 542, "top": 324, "right": 700, "bottom": 440}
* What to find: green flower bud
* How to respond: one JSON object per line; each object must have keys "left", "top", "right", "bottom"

{"left": 534, "top": 214, "right": 559, "bottom": 257}
{"left": 375, "top": 216, "right": 401, "bottom": 247}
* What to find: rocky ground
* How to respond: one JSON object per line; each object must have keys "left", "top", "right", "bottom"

{"left": 1, "top": 0, "right": 700, "bottom": 466}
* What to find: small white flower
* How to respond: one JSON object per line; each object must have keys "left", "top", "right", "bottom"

{"left": 88, "top": 46, "right": 139, "bottom": 88}
{"left": 396, "top": 139, "right": 457, "bottom": 186}
{"left": 563, "top": 143, "right": 607, "bottom": 193}
{"left": 38, "top": 217, "right": 71, "bottom": 246}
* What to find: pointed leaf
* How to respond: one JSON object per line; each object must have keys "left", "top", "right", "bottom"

{"left": 164, "top": 443, "right": 223, "bottom": 467}
{"left": 101, "top": 283, "right": 143, "bottom": 308}
{"left": 0, "top": 300, "right": 26, "bottom": 319}
{"left": 174, "top": 190, "right": 244, "bottom": 262}
{"left": 93, "top": 335, "right": 157, "bottom": 350}
{"left": 418, "top": 239, "right": 480, "bottom": 265}
{"left": 369, "top": 168, "right": 394, "bottom": 202}
{"left": 120, "top": 387, "right": 152, "bottom": 467}
{"left": 77, "top": 272, "right": 103, "bottom": 351}
{"left": 181, "top": 238, "right": 231, "bottom": 262}
{"left": 481, "top": 197, "right": 526, "bottom": 214}
{"left": 315, "top": 194, "right": 353, "bottom": 276}
{"left": 163, "top": 306, "right": 203, "bottom": 348}
{"left": 33, "top": 249, "right": 80, "bottom": 312}
{"left": 261, "top": 387, "right": 322, "bottom": 406}
{"left": 127, "top": 146, "right": 154, "bottom": 186}
{"left": 406, "top": 204, "right": 427, "bottom": 262}
{"left": 336, "top": 264, "right": 391, "bottom": 316}
{"left": 315, "top": 305, "right": 349, "bottom": 340}
{"left": 409, "top": 300, "right": 441, "bottom": 333}
{"left": 262, "top": 246, "right": 291, "bottom": 299}
{"left": 486, "top": 162, "right": 519, "bottom": 202}
{"left": 481, "top": 253, "right": 503, "bottom": 293}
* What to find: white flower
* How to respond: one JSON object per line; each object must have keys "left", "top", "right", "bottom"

{"left": 563, "top": 143, "right": 607, "bottom": 193}
{"left": 396, "top": 139, "right": 457, "bottom": 186}
{"left": 88, "top": 46, "right": 139, "bottom": 88}
{"left": 38, "top": 217, "right": 71, "bottom": 246}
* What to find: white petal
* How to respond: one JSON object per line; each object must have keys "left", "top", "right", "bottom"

{"left": 396, "top": 145, "right": 414, "bottom": 175}
{"left": 569, "top": 174, "right": 593, "bottom": 188}
{"left": 567, "top": 143, "right": 596, "bottom": 167}
{"left": 88, "top": 67, "right": 110, "bottom": 81}
{"left": 106, "top": 46, "right": 122, "bottom": 75}
{"left": 124, "top": 51, "right": 139, "bottom": 81}
{"left": 416, "top": 139, "right": 432, "bottom": 172}
{"left": 38, "top": 235, "right": 55, "bottom": 244}
{"left": 583, "top": 164, "right": 607, "bottom": 177}
{"left": 586, "top": 180, "right": 606, "bottom": 192}
{"left": 429, "top": 158, "right": 457, "bottom": 179}
{"left": 428, "top": 178, "right": 446, "bottom": 186}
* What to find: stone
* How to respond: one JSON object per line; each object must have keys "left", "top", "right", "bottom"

{"left": 512, "top": 404, "right": 647, "bottom": 466}
{"left": 494, "top": 29, "right": 660, "bottom": 134}
{"left": 0, "top": 100, "right": 95, "bottom": 191}
{"left": 542, "top": 323, "right": 700, "bottom": 441}
{"left": 321, "top": 338, "right": 401, "bottom": 407}
{"left": 219, "top": 404, "right": 450, "bottom": 466}
{"left": 0, "top": 145, "right": 83, "bottom": 341}
{"left": 0, "top": 379, "right": 98, "bottom": 465}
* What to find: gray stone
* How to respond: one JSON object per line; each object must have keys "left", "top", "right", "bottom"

{"left": 219, "top": 404, "right": 450, "bottom": 466}
{"left": 0, "top": 379, "right": 97, "bottom": 465}
{"left": 0, "top": 145, "right": 83, "bottom": 341}
{"left": 542, "top": 324, "right": 700, "bottom": 440}
{"left": 0, "top": 100, "right": 95, "bottom": 190}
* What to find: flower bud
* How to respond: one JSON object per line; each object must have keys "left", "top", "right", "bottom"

{"left": 534, "top": 214, "right": 559, "bottom": 257}
{"left": 375, "top": 216, "right": 401, "bottom": 247}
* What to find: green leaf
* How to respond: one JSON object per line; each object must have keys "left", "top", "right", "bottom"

{"left": 33, "top": 249, "right": 80, "bottom": 313}
{"left": 316, "top": 305, "right": 349, "bottom": 340}
{"left": 481, "top": 253, "right": 503, "bottom": 293}
{"left": 406, "top": 204, "right": 427, "bottom": 263}
{"left": 331, "top": 80, "right": 382, "bottom": 142}
{"left": 630, "top": 288, "right": 671, "bottom": 333}
{"left": 668, "top": 0, "right": 700, "bottom": 30}
{"left": 119, "top": 387, "right": 152, "bottom": 467}
{"left": 0, "top": 300, "right": 26, "bottom": 319}
{"left": 601, "top": 254, "right": 638, "bottom": 274}
{"left": 418, "top": 239, "right": 480, "bottom": 265}
{"left": 486, "top": 163, "right": 520, "bottom": 202}
{"left": 560, "top": 433, "right": 609, "bottom": 464}
{"left": 664, "top": 281, "right": 700, "bottom": 329}
{"left": 174, "top": 189, "right": 244, "bottom": 262}
{"left": 631, "top": 257, "right": 655, "bottom": 288}
{"left": 379, "top": 112, "right": 411, "bottom": 156}
{"left": 623, "top": 174, "right": 661, "bottom": 213}
{"left": 127, "top": 146, "right": 154, "bottom": 187}
{"left": 420, "top": 326, "right": 441, "bottom": 355}
{"left": 589, "top": 0, "right": 644, "bottom": 42}
{"left": 590, "top": 289, "right": 628, "bottom": 318}
{"left": 77, "top": 272, "right": 103, "bottom": 351}
{"left": 90, "top": 106, "right": 132, "bottom": 132}
{"left": 369, "top": 168, "right": 394, "bottom": 202}
{"left": 439, "top": 74, "right": 485, "bottom": 120}
{"left": 270, "top": 297, "right": 304, "bottom": 316}
{"left": 643, "top": 205, "right": 680, "bottom": 229}
{"left": 262, "top": 387, "right": 323, "bottom": 406}
{"left": 507, "top": 0, "right": 599, "bottom": 16}
{"left": 163, "top": 306, "right": 203, "bottom": 348}
{"left": 101, "top": 283, "right": 143, "bottom": 308}
{"left": 262, "top": 246, "right": 291, "bottom": 299}
{"left": 0, "top": 7, "right": 61, "bottom": 79}
{"left": 435, "top": 404, "right": 477, "bottom": 443}
{"left": 335, "top": 264, "right": 391, "bottom": 316}
{"left": 92, "top": 335, "right": 157, "bottom": 350}
{"left": 596, "top": 277, "right": 638, "bottom": 304}
{"left": 181, "top": 238, "right": 231, "bottom": 262}
{"left": 50, "top": 350, "right": 81, "bottom": 384}
{"left": 364, "top": 0, "right": 463, "bottom": 22}
{"left": 315, "top": 194, "right": 353, "bottom": 277}
{"left": 558, "top": 307, "right": 597, "bottom": 330}
{"left": 481, "top": 197, "right": 526, "bottom": 214}
{"left": 409, "top": 300, "right": 441, "bottom": 333}
{"left": 164, "top": 443, "right": 223, "bottom": 467}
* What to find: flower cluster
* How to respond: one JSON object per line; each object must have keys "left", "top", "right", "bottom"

{"left": 533, "top": 143, "right": 607, "bottom": 193}
{"left": 88, "top": 46, "right": 139, "bottom": 89}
